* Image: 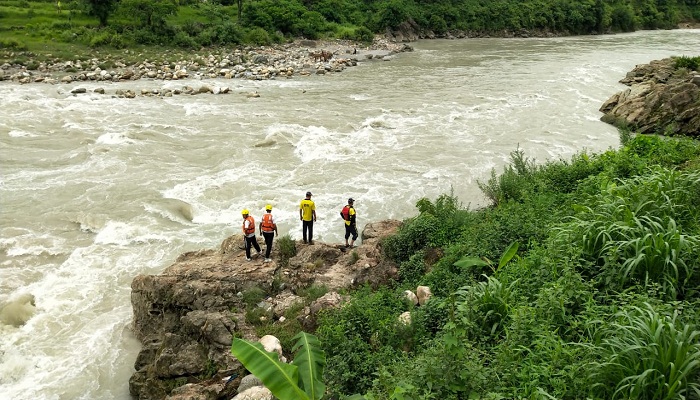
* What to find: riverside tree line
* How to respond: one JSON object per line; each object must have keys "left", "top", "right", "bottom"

{"left": 0, "top": 0, "right": 698, "bottom": 50}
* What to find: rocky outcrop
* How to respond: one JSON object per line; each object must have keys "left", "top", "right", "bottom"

{"left": 129, "top": 220, "right": 401, "bottom": 400}
{"left": 599, "top": 58, "right": 700, "bottom": 136}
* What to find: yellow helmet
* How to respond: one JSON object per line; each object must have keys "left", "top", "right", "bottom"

{"left": 265, "top": 204, "right": 273, "bottom": 211}
{"left": 241, "top": 209, "right": 249, "bottom": 215}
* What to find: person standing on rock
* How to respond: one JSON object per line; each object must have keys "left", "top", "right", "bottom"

{"left": 340, "top": 198, "right": 358, "bottom": 248}
{"left": 241, "top": 209, "right": 262, "bottom": 261}
{"left": 259, "top": 204, "right": 277, "bottom": 263}
{"left": 299, "top": 191, "right": 317, "bottom": 244}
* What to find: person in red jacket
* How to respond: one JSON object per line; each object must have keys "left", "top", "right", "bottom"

{"left": 258, "top": 204, "right": 278, "bottom": 263}
{"left": 340, "top": 198, "right": 358, "bottom": 248}
{"left": 241, "top": 209, "right": 261, "bottom": 261}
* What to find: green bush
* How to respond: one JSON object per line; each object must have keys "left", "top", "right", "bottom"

{"left": 477, "top": 147, "right": 538, "bottom": 206}
{"left": 243, "top": 27, "right": 272, "bottom": 46}
{"left": 277, "top": 233, "right": 297, "bottom": 267}
{"left": 673, "top": 55, "right": 700, "bottom": 71}
{"left": 316, "top": 286, "right": 411, "bottom": 396}
{"left": 0, "top": 38, "right": 28, "bottom": 50}
{"left": 295, "top": 284, "right": 328, "bottom": 302}
{"left": 173, "top": 30, "right": 197, "bottom": 48}
{"left": 398, "top": 251, "right": 426, "bottom": 286}
{"left": 241, "top": 286, "right": 266, "bottom": 308}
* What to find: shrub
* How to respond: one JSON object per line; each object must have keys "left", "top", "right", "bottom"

{"left": 277, "top": 234, "right": 297, "bottom": 267}
{"left": 241, "top": 286, "right": 266, "bottom": 308}
{"left": 296, "top": 284, "right": 328, "bottom": 302}
{"left": 673, "top": 55, "right": 700, "bottom": 71}
{"left": 398, "top": 251, "right": 426, "bottom": 286}
{"left": 478, "top": 147, "right": 538, "bottom": 206}
{"left": 0, "top": 38, "right": 28, "bottom": 50}
{"left": 383, "top": 213, "right": 440, "bottom": 263}
{"left": 244, "top": 27, "right": 272, "bottom": 46}
{"left": 173, "top": 30, "right": 198, "bottom": 48}
{"left": 316, "top": 286, "right": 410, "bottom": 396}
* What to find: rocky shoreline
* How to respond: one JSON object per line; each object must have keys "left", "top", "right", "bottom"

{"left": 0, "top": 37, "right": 412, "bottom": 88}
{"left": 599, "top": 57, "right": 700, "bottom": 136}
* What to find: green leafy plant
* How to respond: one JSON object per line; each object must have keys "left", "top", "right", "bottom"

{"left": 453, "top": 241, "right": 520, "bottom": 274}
{"left": 231, "top": 332, "right": 326, "bottom": 400}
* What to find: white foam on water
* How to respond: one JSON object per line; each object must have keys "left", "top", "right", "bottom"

{"left": 94, "top": 220, "right": 172, "bottom": 246}
{"left": 349, "top": 93, "right": 371, "bottom": 101}
{"left": 7, "top": 129, "right": 36, "bottom": 138}
{"left": 0, "top": 230, "right": 67, "bottom": 258}
{"left": 95, "top": 131, "right": 138, "bottom": 146}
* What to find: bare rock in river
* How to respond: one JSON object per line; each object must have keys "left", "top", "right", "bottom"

{"left": 128, "top": 220, "right": 401, "bottom": 400}
{"left": 599, "top": 58, "right": 700, "bottom": 136}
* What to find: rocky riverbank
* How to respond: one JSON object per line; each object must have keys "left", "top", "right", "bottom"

{"left": 129, "top": 220, "right": 402, "bottom": 400}
{"left": 0, "top": 37, "right": 412, "bottom": 86}
{"left": 599, "top": 57, "right": 700, "bottom": 136}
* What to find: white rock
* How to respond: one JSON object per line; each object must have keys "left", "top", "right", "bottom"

{"left": 404, "top": 290, "right": 418, "bottom": 305}
{"left": 416, "top": 286, "right": 432, "bottom": 306}
{"left": 398, "top": 311, "right": 411, "bottom": 325}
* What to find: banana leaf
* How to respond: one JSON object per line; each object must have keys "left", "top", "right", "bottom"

{"left": 292, "top": 332, "right": 326, "bottom": 400}
{"left": 231, "top": 338, "right": 310, "bottom": 400}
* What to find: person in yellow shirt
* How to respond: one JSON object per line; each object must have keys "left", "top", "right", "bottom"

{"left": 340, "top": 198, "right": 357, "bottom": 247}
{"left": 299, "top": 191, "right": 317, "bottom": 244}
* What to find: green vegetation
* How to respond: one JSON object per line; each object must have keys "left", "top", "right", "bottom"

{"left": 674, "top": 55, "right": 700, "bottom": 70}
{"left": 1, "top": 0, "right": 698, "bottom": 63}
{"left": 310, "top": 132, "right": 700, "bottom": 399}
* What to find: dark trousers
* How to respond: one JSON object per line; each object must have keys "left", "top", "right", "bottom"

{"left": 302, "top": 220, "right": 314, "bottom": 243}
{"left": 262, "top": 231, "right": 274, "bottom": 258}
{"left": 245, "top": 235, "right": 261, "bottom": 258}
{"left": 345, "top": 224, "right": 358, "bottom": 241}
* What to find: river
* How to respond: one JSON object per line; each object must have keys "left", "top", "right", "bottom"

{"left": 1, "top": 29, "right": 698, "bottom": 399}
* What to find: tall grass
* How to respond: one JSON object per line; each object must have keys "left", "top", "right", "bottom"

{"left": 557, "top": 168, "right": 700, "bottom": 298}
{"left": 590, "top": 303, "right": 700, "bottom": 400}
{"left": 454, "top": 275, "right": 515, "bottom": 339}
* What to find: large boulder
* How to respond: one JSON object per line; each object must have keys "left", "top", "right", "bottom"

{"left": 599, "top": 58, "right": 700, "bottom": 136}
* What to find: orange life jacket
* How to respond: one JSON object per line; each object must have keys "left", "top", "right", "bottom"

{"left": 261, "top": 213, "right": 275, "bottom": 232}
{"left": 243, "top": 216, "right": 255, "bottom": 235}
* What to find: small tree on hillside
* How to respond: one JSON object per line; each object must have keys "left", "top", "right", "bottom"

{"left": 119, "top": 0, "right": 178, "bottom": 29}
{"left": 82, "top": 0, "right": 119, "bottom": 26}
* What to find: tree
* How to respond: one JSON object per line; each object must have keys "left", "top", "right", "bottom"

{"left": 82, "top": 0, "right": 119, "bottom": 26}
{"left": 119, "top": 0, "right": 178, "bottom": 28}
